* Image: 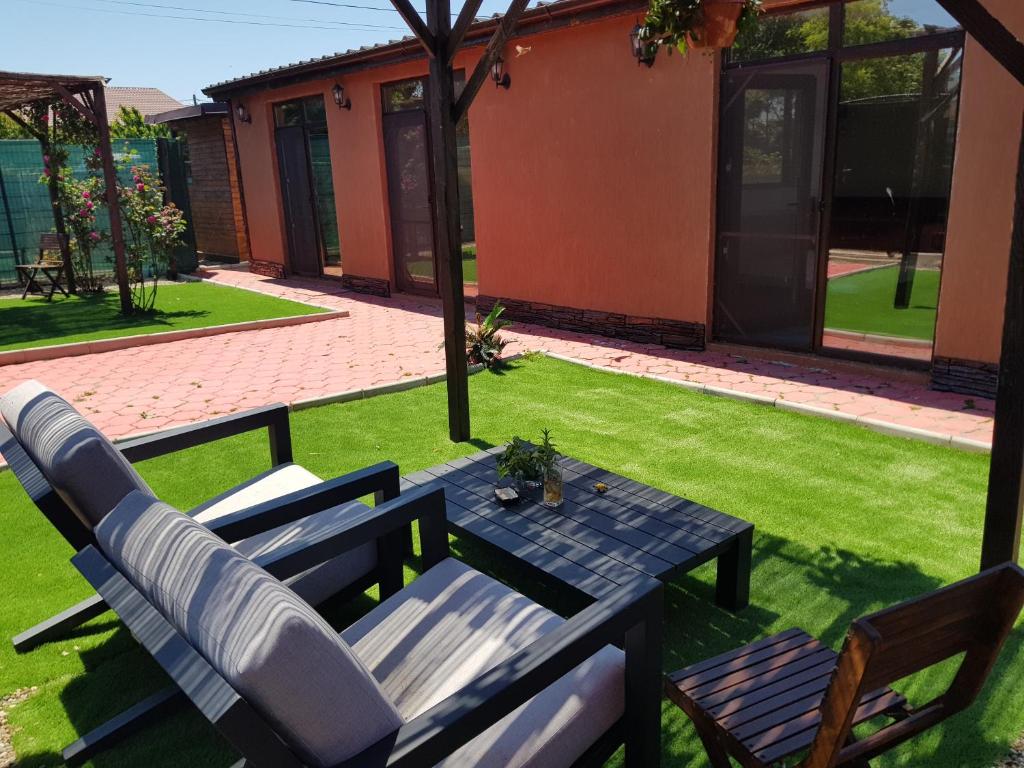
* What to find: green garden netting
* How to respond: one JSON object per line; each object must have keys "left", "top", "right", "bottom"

{"left": 0, "top": 138, "right": 158, "bottom": 286}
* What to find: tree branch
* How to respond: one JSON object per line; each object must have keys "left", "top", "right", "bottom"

{"left": 452, "top": 0, "right": 529, "bottom": 123}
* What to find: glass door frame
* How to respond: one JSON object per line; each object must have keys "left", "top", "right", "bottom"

{"left": 271, "top": 95, "right": 336, "bottom": 278}
{"left": 720, "top": 1, "right": 966, "bottom": 367}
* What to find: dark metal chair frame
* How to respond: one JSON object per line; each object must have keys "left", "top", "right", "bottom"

{"left": 0, "top": 403, "right": 405, "bottom": 764}
{"left": 666, "top": 562, "right": 1024, "bottom": 768}
{"left": 74, "top": 482, "right": 666, "bottom": 768}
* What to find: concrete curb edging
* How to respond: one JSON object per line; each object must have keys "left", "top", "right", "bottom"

{"left": 540, "top": 351, "right": 991, "bottom": 454}
{"left": 0, "top": 310, "right": 349, "bottom": 367}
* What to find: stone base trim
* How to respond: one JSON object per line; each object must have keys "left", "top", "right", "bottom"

{"left": 477, "top": 295, "right": 705, "bottom": 350}
{"left": 931, "top": 356, "right": 998, "bottom": 400}
{"left": 249, "top": 259, "right": 286, "bottom": 279}
{"left": 342, "top": 274, "right": 391, "bottom": 297}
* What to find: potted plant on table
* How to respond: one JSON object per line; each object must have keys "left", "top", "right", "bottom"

{"left": 497, "top": 436, "right": 542, "bottom": 495}
{"left": 536, "top": 429, "right": 563, "bottom": 509}
{"left": 639, "top": 0, "right": 762, "bottom": 54}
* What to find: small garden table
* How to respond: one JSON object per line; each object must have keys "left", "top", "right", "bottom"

{"left": 402, "top": 447, "right": 754, "bottom": 610}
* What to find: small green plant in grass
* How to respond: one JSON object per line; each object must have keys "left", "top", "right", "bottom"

{"left": 466, "top": 302, "right": 511, "bottom": 369}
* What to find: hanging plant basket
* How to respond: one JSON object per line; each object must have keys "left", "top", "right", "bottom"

{"left": 689, "top": 0, "right": 746, "bottom": 48}
{"left": 640, "top": 0, "right": 761, "bottom": 55}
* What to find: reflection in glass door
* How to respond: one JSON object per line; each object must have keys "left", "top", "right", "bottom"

{"left": 714, "top": 59, "right": 830, "bottom": 350}
{"left": 821, "top": 47, "right": 962, "bottom": 361}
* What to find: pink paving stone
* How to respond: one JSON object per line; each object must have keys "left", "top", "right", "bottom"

{"left": 0, "top": 266, "right": 995, "bottom": 449}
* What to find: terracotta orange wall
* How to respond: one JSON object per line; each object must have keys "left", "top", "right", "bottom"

{"left": 470, "top": 14, "right": 719, "bottom": 324}
{"left": 934, "top": 0, "right": 1024, "bottom": 364}
{"left": 229, "top": 12, "right": 717, "bottom": 323}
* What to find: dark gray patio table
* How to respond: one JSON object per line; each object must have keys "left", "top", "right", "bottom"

{"left": 401, "top": 447, "right": 754, "bottom": 609}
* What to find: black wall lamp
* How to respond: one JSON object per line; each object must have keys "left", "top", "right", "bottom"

{"left": 234, "top": 102, "right": 252, "bottom": 123}
{"left": 630, "top": 24, "right": 658, "bottom": 67}
{"left": 491, "top": 56, "right": 511, "bottom": 89}
{"left": 332, "top": 83, "right": 352, "bottom": 110}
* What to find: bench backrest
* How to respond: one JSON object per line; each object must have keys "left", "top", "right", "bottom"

{"left": 805, "top": 563, "right": 1024, "bottom": 767}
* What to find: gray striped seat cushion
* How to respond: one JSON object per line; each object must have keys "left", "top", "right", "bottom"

{"left": 96, "top": 491, "right": 403, "bottom": 767}
{"left": 0, "top": 380, "right": 151, "bottom": 528}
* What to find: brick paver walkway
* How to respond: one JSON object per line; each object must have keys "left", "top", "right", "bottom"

{"left": 0, "top": 266, "right": 994, "bottom": 448}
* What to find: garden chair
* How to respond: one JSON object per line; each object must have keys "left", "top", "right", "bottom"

{"left": 665, "top": 563, "right": 1024, "bottom": 768}
{"left": 73, "top": 484, "right": 664, "bottom": 767}
{"left": 15, "top": 233, "right": 68, "bottom": 300}
{"left": 0, "top": 379, "right": 408, "bottom": 764}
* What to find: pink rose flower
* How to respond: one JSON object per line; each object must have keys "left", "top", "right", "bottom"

{"left": 43, "top": 168, "right": 50, "bottom": 177}
{"left": 82, "top": 191, "right": 90, "bottom": 199}
{"left": 146, "top": 215, "right": 157, "bottom": 224}
{"left": 89, "top": 231, "right": 101, "bottom": 241}
{"left": 136, "top": 183, "right": 145, "bottom": 192}
{"left": 43, "top": 154, "right": 50, "bottom": 165}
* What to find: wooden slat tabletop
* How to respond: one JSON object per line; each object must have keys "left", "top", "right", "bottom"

{"left": 403, "top": 448, "right": 753, "bottom": 601}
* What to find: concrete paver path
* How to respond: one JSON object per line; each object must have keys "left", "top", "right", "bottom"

{"left": 0, "top": 267, "right": 994, "bottom": 448}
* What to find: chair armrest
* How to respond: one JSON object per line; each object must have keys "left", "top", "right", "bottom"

{"left": 254, "top": 482, "right": 450, "bottom": 581}
{"left": 117, "top": 404, "right": 292, "bottom": 466}
{"left": 202, "top": 461, "right": 402, "bottom": 542}
{"left": 341, "top": 575, "right": 663, "bottom": 768}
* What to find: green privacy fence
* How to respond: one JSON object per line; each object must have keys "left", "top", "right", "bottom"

{"left": 0, "top": 139, "right": 159, "bottom": 286}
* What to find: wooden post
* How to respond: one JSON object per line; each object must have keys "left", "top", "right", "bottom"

{"left": 425, "top": 0, "right": 471, "bottom": 442}
{"left": 43, "top": 130, "right": 77, "bottom": 295}
{"left": 91, "top": 85, "right": 133, "bottom": 315}
{"left": 982, "top": 115, "right": 1024, "bottom": 569}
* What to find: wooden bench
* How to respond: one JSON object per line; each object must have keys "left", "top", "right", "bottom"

{"left": 665, "top": 563, "right": 1024, "bottom": 767}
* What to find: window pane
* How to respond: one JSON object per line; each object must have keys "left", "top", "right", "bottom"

{"left": 823, "top": 47, "right": 962, "bottom": 361}
{"left": 303, "top": 96, "right": 327, "bottom": 125}
{"left": 382, "top": 78, "right": 426, "bottom": 113}
{"left": 843, "top": 0, "right": 959, "bottom": 47}
{"left": 730, "top": 6, "right": 829, "bottom": 63}
{"left": 273, "top": 101, "right": 303, "bottom": 127}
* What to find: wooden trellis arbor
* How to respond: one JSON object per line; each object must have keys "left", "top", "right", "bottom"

{"left": 0, "top": 71, "right": 132, "bottom": 314}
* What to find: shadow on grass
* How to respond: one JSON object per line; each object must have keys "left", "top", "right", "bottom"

{"left": 0, "top": 293, "right": 210, "bottom": 350}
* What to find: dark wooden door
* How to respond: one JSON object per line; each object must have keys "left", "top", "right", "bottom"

{"left": 275, "top": 125, "right": 322, "bottom": 277}
{"left": 383, "top": 109, "right": 436, "bottom": 294}
{"left": 714, "top": 59, "right": 830, "bottom": 351}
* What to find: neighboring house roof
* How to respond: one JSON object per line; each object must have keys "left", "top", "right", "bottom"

{"left": 104, "top": 87, "right": 185, "bottom": 121}
{"left": 204, "top": 0, "right": 643, "bottom": 97}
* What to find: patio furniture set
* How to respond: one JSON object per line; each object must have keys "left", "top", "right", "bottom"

{"left": 1, "top": 380, "right": 1022, "bottom": 768}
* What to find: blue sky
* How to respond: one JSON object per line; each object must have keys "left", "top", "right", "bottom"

{"left": 4, "top": 0, "right": 958, "bottom": 104}
{"left": 4, "top": 0, "right": 519, "bottom": 103}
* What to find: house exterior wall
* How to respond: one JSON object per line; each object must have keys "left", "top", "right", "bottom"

{"left": 223, "top": 0, "right": 1022, "bottom": 390}
{"left": 176, "top": 115, "right": 248, "bottom": 261}
{"left": 932, "top": 0, "right": 1024, "bottom": 389}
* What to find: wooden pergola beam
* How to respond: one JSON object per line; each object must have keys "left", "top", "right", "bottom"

{"left": 91, "top": 84, "right": 133, "bottom": 315}
{"left": 448, "top": 0, "right": 484, "bottom": 64}
{"left": 388, "top": 0, "right": 527, "bottom": 441}
{"left": 392, "top": 0, "right": 437, "bottom": 57}
{"left": 933, "top": 0, "right": 1024, "bottom": 87}
{"left": 453, "top": 0, "right": 529, "bottom": 123}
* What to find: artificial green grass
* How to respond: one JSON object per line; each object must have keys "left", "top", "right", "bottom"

{"left": 1, "top": 356, "right": 1019, "bottom": 767}
{"left": 824, "top": 265, "right": 940, "bottom": 340}
{"left": 0, "top": 282, "right": 324, "bottom": 352}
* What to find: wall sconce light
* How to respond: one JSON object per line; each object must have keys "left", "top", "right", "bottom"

{"left": 630, "top": 24, "right": 658, "bottom": 68}
{"left": 331, "top": 83, "right": 352, "bottom": 110}
{"left": 491, "top": 56, "right": 511, "bottom": 89}
{"left": 235, "top": 102, "right": 252, "bottom": 123}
